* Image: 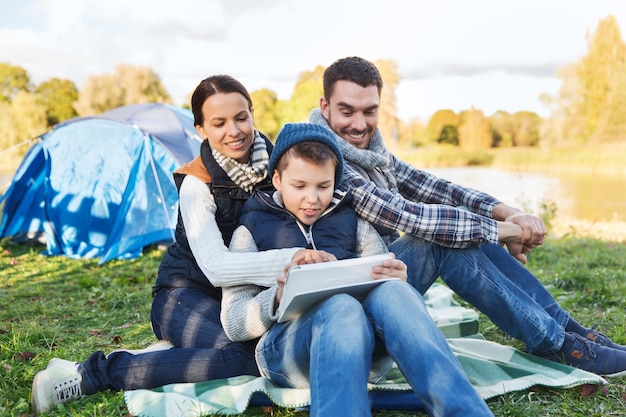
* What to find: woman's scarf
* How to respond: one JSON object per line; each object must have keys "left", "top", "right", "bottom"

{"left": 212, "top": 131, "right": 269, "bottom": 193}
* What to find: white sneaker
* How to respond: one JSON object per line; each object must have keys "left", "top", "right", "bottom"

{"left": 31, "top": 359, "right": 83, "bottom": 414}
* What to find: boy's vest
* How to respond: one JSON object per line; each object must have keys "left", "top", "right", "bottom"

{"left": 152, "top": 137, "right": 274, "bottom": 297}
{"left": 239, "top": 190, "right": 358, "bottom": 261}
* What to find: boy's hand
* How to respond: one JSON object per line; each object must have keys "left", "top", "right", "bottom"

{"left": 371, "top": 253, "right": 407, "bottom": 281}
{"left": 291, "top": 249, "right": 337, "bottom": 265}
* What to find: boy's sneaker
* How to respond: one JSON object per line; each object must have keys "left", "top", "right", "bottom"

{"left": 584, "top": 324, "right": 626, "bottom": 352}
{"left": 544, "top": 332, "right": 626, "bottom": 377}
{"left": 31, "top": 358, "right": 84, "bottom": 414}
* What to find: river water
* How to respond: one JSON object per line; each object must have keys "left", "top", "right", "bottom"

{"left": 426, "top": 167, "right": 626, "bottom": 241}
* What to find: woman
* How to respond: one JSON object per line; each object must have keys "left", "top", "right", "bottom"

{"left": 30, "top": 75, "right": 343, "bottom": 414}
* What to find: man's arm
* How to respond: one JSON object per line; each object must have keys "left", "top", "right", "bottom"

{"left": 343, "top": 162, "right": 500, "bottom": 248}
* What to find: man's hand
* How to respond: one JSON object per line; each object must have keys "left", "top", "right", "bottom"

{"left": 505, "top": 212, "right": 546, "bottom": 249}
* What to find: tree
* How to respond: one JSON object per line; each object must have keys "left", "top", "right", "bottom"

{"left": 0, "top": 101, "right": 18, "bottom": 151}
{"left": 9, "top": 91, "right": 48, "bottom": 146}
{"left": 590, "top": 59, "right": 626, "bottom": 143}
{"left": 36, "top": 78, "right": 79, "bottom": 126}
{"left": 543, "top": 15, "right": 626, "bottom": 146}
{"left": 426, "top": 110, "right": 460, "bottom": 145}
{"left": 116, "top": 65, "right": 171, "bottom": 105}
{"left": 489, "top": 110, "right": 514, "bottom": 148}
{"left": 283, "top": 66, "right": 324, "bottom": 124}
{"left": 397, "top": 117, "right": 427, "bottom": 148}
{"left": 0, "top": 63, "right": 31, "bottom": 103}
{"left": 458, "top": 107, "right": 491, "bottom": 149}
{"left": 74, "top": 65, "right": 171, "bottom": 115}
{"left": 576, "top": 15, "right": 626, "bottom": 139}
{"left": 250, "top": 88, "right": 282, "bottom": 141}
{"left": 375, "top": 59, "right": 400, "bottom": 144}
{"left": 510, "top": 111, "right": 541, "bottom": 147}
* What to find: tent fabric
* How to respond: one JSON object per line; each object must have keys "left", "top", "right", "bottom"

{"left": 0, "top": 103, "right": 202, "bottom": 263}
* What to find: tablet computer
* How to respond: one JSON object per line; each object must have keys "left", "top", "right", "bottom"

{"left": 276, "top": 253, "right": 397, "bottom": 323}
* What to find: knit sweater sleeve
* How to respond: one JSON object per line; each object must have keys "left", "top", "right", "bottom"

{"left": 221, "top": 225, "right": 279, "bottom": 342}
{"left": 179, "top": 175, "right": 300, "bottom": 287}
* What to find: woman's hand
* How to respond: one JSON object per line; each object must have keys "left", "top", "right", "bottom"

{"left": 370, "top": 253, "right": 407, "bottom": 282}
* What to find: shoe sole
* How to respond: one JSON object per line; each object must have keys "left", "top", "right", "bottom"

{"left": 31, "top": 370, "right": 48, "bottom": 415}
{"left": 602, "top": 369, "right": 626, "bottom": 378}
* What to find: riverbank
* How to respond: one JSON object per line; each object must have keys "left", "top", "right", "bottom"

{"left": 396, "top": 145, "right": 626, "bottom": 177}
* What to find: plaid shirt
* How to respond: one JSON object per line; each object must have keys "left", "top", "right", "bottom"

{"left": 342, "top": 153, "right": 501, "bottom": 249}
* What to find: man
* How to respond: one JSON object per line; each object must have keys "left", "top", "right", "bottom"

{"left": 308, "top": 56, "right": 626, "bottom": 377}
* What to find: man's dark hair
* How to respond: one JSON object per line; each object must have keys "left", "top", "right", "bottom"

{"left": 323, "top": 56, "right": 383, "bottom": 101}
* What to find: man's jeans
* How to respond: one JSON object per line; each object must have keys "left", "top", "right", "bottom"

{"left": 256, "top": 280, "right": 493, "bottom": 417}
{"left": 80, "top": 287, "right": 259, "bottom": 393}
{"left": 390, "top": 235, "right": 569, "bottom": 355}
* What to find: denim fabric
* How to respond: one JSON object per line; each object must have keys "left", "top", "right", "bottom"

{"left": 390, "top": 235, "right": 568, "bottom": 355}
{"left": 255, "top": 280, "right": 493, "bottom": 417}
{"left": 79, "top": 287, "right": 259, "bottom": 394}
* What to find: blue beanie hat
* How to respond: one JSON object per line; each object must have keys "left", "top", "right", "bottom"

{"left": 268, "top": 123, "right": 344, "bottom": 185}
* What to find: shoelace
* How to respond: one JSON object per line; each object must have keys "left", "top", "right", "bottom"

{"left": 54, "top": 376, "right": 82, "bottom": 402}
{"left": 572, "top": 333, "right": 597, "bottom": 359}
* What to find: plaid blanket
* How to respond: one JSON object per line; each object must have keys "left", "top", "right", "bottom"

{"left": 124, "top": 284, "right": 606, "bottom": 417}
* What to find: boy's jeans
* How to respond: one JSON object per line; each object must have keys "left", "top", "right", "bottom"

{"left": 256, "top": 280, "right": 493, "bottom": 417}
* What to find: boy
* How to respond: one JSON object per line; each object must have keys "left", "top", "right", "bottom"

{"left": 220, "top": 122, "right": 494, "bottom": 417}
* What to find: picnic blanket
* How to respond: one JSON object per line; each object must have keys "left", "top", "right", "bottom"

{"left": 124, "top": 284, "right": 606, "bottom": 417}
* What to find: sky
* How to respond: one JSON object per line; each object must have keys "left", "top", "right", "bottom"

{"left": 2, "top": 0, "right": 626, "bottom": 122}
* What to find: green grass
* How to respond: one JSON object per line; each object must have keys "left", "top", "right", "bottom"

{"left": 1, "top": 237, "right": 625, "bottom": 416}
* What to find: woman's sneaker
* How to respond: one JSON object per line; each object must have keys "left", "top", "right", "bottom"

{"left": 31, "top": 358, "right": 84, "bottom": 414}
{"left": 584, "top": 324, "right": 626, "bottom": 352}
{"left": 544, "top": 332, "right": 626, "bottom": 378}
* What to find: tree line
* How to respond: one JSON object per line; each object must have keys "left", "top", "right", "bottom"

{"left": 1, "top": 15, "right": 624, "bottom": 160}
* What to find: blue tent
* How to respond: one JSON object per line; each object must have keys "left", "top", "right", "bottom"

{"left": 0, "top": 103, "right": 202, "bottom": 263}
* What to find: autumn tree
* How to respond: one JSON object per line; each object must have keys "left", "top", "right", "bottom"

{"left": 489, "top": 111, "right": 515, "bottom": 147}
{"left": 375, "top": 59, "right": 400, "bottom": 144}
{"left": 397, "top": 117, "right": 427, "bottom": 148}
{"left": 543, "top": 15, "right": 626, "bottom": 146}
{"left": 0, "top": 63, "right": 31, "bottom": 102}
{"left": 510, "top": 111, "right": 541, "bottom": 147}
{"left": 74, "top": 65, "right": 171, "bottom": 115}
{"left": 458, "top": 107, "right": 491, "bottom": 149}
{"left": 577, "top": 15, "right": 626, "bottom": 140}
{"left": 250, "top": 88, "right": 282, "bottom": 140}
{"left": 35, "top": 78, "right": 79, "bottom": 126}
{"left": 283, "top": 66, "right": 324, "bottom": 125}
{"left": 426, "top": 110, "right": 460, "bottom": 146}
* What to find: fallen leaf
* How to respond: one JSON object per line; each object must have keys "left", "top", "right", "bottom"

{"left": 111, "top": 335, "right": 122, "bottom": 344}
{"left": 17, "top": 351, "right": 36, "bottom": 362}
{"left": 2, "top": 363, "right": 11, "bottom": 372}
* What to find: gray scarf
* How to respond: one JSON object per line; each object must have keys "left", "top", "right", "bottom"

{"left": 212, "top": 131, "right": 269, "bottom": 193}
{"left": 308, "top": 108, "right": 390, "bottom": 169}
{"left": 308, "top": 108, "right": 397, "bottom": 192}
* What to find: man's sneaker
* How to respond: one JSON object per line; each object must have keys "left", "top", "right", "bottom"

{"left": 544, "top": 332, "right": 626, "bottom": 377}
{"left": 31, "top": 358, "right": 84, "bottom": 414}
{"left": 584, "top": 324, "right": 626, "bottom": 352}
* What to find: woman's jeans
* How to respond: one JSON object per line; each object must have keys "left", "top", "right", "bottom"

{"left": 79, "top": 287, "right": 259, "bottom": 394}
{"left": 390, "top": 236, "right": 569, "bottom": 355}
{"left": 256, "top": 280, "right": 493, "bottom": 417}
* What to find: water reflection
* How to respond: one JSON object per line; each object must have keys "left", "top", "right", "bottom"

{"left": 426, "top": 167, "right": 626, "bottom": 223}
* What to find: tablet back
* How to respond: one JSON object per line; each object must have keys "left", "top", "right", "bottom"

{"left": 276, "top": 253, "right": 396, "bottom": 323}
